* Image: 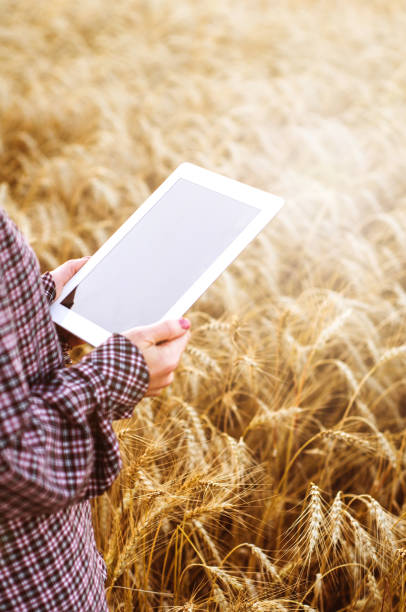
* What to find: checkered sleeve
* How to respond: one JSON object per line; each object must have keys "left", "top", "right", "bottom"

{"left": 0, "top": 274, "right": 149, "bottom": 518}
{"left": 40, "top": 271, "right": 72, "bottom": 363}
{"left": 41, "top": 271, "right": 56, "bottom": 304}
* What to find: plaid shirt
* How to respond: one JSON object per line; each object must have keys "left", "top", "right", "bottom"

{"left": 0, "top": 209, "right": 149, "bottom": 611}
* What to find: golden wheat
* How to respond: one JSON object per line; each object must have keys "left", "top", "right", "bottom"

{"left": 4, "top": 0, "right": 406, "bottom": 609}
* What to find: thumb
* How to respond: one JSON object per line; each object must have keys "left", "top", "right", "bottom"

{"left": 67, "top": 256, "right": 91, "bottom": 277}
{"left": 51, "top": 256, "right": 91, "bottom": 300}
{"left": 55, "top": 256, "right": 90, "bottom": 284}
{"left": 144, "top": 318, "right": 191, "bottom": 345}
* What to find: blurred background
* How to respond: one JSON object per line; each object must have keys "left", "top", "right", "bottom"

{"left": 2, "top": 1, "right": 406, "bottom": 610}
{"left": 2, "top": 0, "right": 405, "bottom": 281}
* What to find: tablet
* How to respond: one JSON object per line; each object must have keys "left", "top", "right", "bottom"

{"left": 50, "top": 163, "right": 284, "bottom": 346}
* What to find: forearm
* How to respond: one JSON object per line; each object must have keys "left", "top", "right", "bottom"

{"left": 0, "top": 334, "right": 149, "bottom": 519}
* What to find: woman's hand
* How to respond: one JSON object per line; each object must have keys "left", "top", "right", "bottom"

{"left": 50, "top": 258, "right": 191, "bottom": 392}
{"left": 123, "top": 319, "right": 191, "bottom": 396}
{"left": 50, "top": 256, "right": 90, "bottom": 301}
{"left": 49, "top": 257, "right": 90, "bottom": 348}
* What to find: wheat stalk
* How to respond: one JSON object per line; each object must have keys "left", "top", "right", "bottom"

{"left": 6, "top": 1, "right": 406, "bottom": 609}
{"left": 347, "top": 513, "right": 379, "bottom": 568}
{"left": 307, "top": 484, "right": 323, "bottom": 558}
{"left": 329, "top": 491, "right": 344, "bottom": 550}
{"left": 320, "top": 430, "right": 373, "bottom": 454}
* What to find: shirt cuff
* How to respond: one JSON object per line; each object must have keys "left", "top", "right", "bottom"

{"left": 41, "top": 271, "right": 56, "bottom": 304}
{"left": 41, "top": 272, "right": 72, "bottom": 363}
{"left": 82, "top": 333, "right": 150, "bottom": 419}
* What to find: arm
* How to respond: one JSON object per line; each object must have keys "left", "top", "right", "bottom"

{"left": 41, "top": 257, "right": 90, "bottom": 305}
{"left": 0, "top": 274, "right": 149, "bottom": 520}
{"left": 41, "top": 259, "right": 89, "bottom": 362}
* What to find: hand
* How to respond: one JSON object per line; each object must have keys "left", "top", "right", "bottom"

{"left": 50, "top": 256, "right": 90, "bottom": 301}
{"left": 123, "top": 318, "right": 191, "bottom": 396}
{"left": 50, "top": 256, "right": 90, "bottom": 348}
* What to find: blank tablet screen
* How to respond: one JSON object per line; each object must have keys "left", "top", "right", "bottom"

{"left": 61, "top": 178, "right": 260, "bottom": 331}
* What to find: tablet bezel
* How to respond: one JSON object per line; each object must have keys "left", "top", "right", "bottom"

{"left": 50, "top": 162, "right": 284, "bottom": 346}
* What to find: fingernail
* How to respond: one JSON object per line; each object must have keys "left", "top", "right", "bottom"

{"left": 179, "top": 318, "right": 191, "bottom": 330}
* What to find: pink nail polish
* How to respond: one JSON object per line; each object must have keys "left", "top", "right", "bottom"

{"left": 179, "top": 318, "right": 191, "bottom": 330}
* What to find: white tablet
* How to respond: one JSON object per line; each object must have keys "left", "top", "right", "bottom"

{"left": 50, "top": 163, "right": 284, "bottom": 346}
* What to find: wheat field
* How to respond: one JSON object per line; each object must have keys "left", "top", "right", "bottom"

{"left": 2, "top": 0, "right": 406, "bottom": 609}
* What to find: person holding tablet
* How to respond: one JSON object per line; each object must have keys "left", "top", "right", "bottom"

{"left": 0, "top": 208, "right": 190, "bottom": 611}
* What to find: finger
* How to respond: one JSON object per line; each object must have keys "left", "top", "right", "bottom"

{"left": 146, "top": 374, "right": 175, "bottom": 396}
{"left": 53, "top": 257, "right": 90, "bottom": 284}
{"left": 69, "top": 256, "right": 91, "bottom": 275}
{"left": 145, "top": 388, "right": 164, "bottom": 397}
{"left": 148, "top": 372, "right": 174, "bottom": 391}
{"left": 142, "top": 318, "right": 191, "bottom": 345}
{"left": 51, "top": 256, "right": 92, "bottom": 300}
{"left": 155, "top": 331, "right": 190, "bottom": 374}
{"left": 145, "top": 383, "right": 171, "bottom": 397}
